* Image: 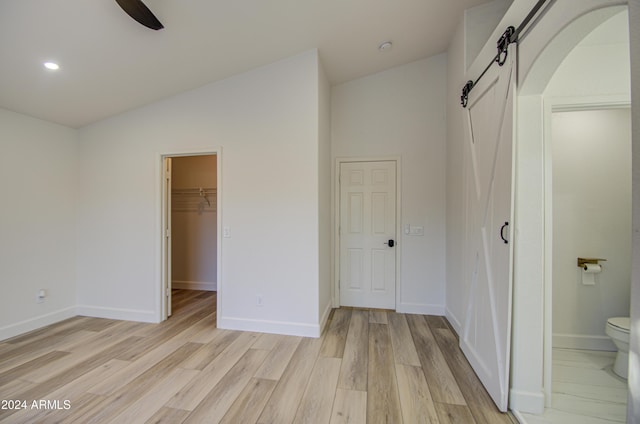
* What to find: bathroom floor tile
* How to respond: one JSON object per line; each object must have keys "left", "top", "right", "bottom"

{"left": 552, "top": 348, "right": 616, "bottom": 370}
{"left": 518, "top": 348, "right": 628, "bottom": 424}
{"left": 551, "top": 393, "right": 626, "bottom": 422}
{"left": 521, "top": 408, "right": 625, "bottom": 424}
{"left": 553, "top": 381, "right": 628, "bottom": 404}
{"left": 552, "top": 364, "right": 627, "bottom": 388}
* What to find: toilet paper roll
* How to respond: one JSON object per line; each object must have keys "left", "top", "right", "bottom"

{"left": 582, "top": 263, "right": 601, "bottom": 286}
{"left": 583, "top": 263, "right": 602, "bottom": 273}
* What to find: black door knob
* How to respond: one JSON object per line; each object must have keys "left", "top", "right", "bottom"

{"left": 386, "top": 239, "right": 395, "bottom": 248}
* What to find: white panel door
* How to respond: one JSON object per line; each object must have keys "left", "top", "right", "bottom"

{"left": 461, "top": 44, "right": 516, "bottom": 411}
{"left": 339, "top": 161, "right": 396, "bottom": 309}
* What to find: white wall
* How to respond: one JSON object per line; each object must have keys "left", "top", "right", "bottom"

{"left": 332, "top": 56, "right": 447, "bottom": 314}
{"left": 551, "top": 109, "right": 631, "bottom": 350}
{"left": 464, "top": 0, "right": 514, "bottom": 70}
{"left": 545, "top": 11, "right": 631, "bottom": 100}
{"left": 446, "top": 17, "right": 468, "bottom": 332}
{"left": 171, "top": 155, "right": 217, "bottom": 291}
{"left": 76, "top": 50, "right": 325, "bottom": 336}
{"left": 0, "top": 108, "right": 78, "bottom": 340}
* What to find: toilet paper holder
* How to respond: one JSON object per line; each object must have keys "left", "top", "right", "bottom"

{"left": 577, "top": 257, "right": 606, "bottom": 268}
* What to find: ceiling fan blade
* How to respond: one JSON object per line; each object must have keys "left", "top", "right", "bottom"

{"left": 115, "top": 0, "right": 164, "bottom": 30}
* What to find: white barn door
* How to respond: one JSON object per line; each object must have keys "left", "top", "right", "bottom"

{"left": 339, "top": 161, "right": 396, "bottom": 309}
{"left": 462, "top": 44, "right": 516, "bottom": 411}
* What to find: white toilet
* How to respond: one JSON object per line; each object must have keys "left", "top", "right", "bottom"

{"left": 605, "top": 317, "right": 630, "bottom": 379}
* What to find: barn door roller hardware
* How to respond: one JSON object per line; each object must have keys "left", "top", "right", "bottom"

{"left": 461, "top": 0, "right": 551, "bottom": 108}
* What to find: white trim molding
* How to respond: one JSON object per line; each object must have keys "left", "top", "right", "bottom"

{"left": 76, "top": 305, "right": 158, "bottom": 323}
{"left": 445, "top": 308, "right": 464, "bottom": 335}
{"left": 218, "top": 316, "right": 322, "bottom": 338}
{"left": 319, "top": 301, "right": 333, "bottom": 335}
{"left": 157, "top": 148, "right": 222, "bottom": 324}
{"left": 397, "top": 302, "right": 445, "bottom": 315}
{"left": 509, "top": 388, "right": 546, "bottom": 416}
{"left": 0, "top": 307, "right": 77, "bottom": 342}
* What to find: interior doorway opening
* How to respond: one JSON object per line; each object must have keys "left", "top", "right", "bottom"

{"left": 509, "top": 1, "right": 632, "bottom": 420}
{"left": 540, "top": 9, "right": 632, "bottom": 421}
{"left": 334, "top": 157, "right": 401, "bottom": 311}
{"left": 161, "top": 152, "right": 219, "bottom": 321}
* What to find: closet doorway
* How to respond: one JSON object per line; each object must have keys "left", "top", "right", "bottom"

{"left": 161, "top": 153, "right": 219, "bottom": 320}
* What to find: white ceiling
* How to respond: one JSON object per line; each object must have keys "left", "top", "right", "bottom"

{"left": 0, "top": 0, "right": 491, "bottom": 128}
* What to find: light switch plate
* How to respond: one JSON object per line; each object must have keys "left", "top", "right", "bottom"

{"left": 410, "top": 226, "right": 424, "bottom": 236}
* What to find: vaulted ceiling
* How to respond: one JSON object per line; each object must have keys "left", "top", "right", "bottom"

{"left": 0, "top": 0, "right": 491, "bottom": 127}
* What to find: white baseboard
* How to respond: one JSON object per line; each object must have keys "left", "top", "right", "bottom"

{"left": 553, "top": 333, "right": 616, "bottom": 351}
{"left": 320, "top": 301, "right": 332, "bottom": 334}
{"left": 509, "top": 388, "right": 545, "bottom": 415}
{"left": 511, "top": 409, "right": 531, "bottom": 424}
{"left": 76, "top": 305, "right": 159, "bottom": 323}
{"left": 173, "top": 280, "right": 217, "bottom": 291}
{"left": 445, "top": 307, "right": 463, "bottom": 334}
{"left": 218, "top": 316, "right": 321, "bottom": 338}
{"left": 0, "top": 306, "right": 77, "bottom": 342}
{"left": 396, "top": 302, "right": 445, "bottom": 315}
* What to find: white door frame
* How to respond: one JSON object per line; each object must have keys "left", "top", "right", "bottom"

{"left": 333, "top": 156, "right": 402, "bottom": 309}
{"left": 158, "top": 148, "right": 222, "bottom": 322}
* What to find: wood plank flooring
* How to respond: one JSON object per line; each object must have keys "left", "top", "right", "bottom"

{"left": 0, "top": 290, "right": 515, "bottom": 423}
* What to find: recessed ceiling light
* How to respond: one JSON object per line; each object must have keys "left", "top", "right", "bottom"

{"left": 378, "top": 41, "right": 393, "bottom": 51}
{"left": 43, "top": 62, "right": 60, "bottom": 70}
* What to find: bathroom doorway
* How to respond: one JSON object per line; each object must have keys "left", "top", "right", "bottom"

{"left": 547, "top": 107, "right": 631, "bottom": 421}
{"left": 161, "top": 152, "right": 219, "bottom": 321}
{"left": 542, "top": 10, "right": 631, "bottom": 422}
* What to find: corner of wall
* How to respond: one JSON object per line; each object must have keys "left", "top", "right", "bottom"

{"left": 445, "top": 307, "right": 463, "bottom": 335}
{"left": 318, "top": 49, "right": 333, "bottom": 322}
{"left": 0, "top": 109, "right": 80, "bottom": 341}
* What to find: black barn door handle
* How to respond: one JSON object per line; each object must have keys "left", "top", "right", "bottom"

{"left": 500, "top": 222, "right": 509, "bottom": 244}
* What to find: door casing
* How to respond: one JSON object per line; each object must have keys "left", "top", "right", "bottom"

{"left": 158, "top": 148, "right": 221, "bottom": 322}
{"left": 333, "top": 156, "right": 402, "bottom": 309}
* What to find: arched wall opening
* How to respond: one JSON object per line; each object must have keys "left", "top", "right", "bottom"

{"left": 508, "top": 0, "right": 631, "bottom": 416}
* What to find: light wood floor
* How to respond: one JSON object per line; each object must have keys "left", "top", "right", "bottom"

{"left": 0, "top": 290, "right": 514, "bottom": 423}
